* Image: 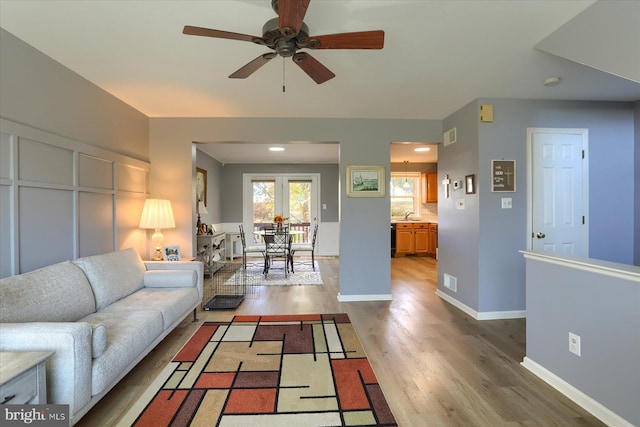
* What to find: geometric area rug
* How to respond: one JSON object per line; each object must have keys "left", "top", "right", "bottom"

{"left": 117, "top": 314, "right": 397, "bottom": 426}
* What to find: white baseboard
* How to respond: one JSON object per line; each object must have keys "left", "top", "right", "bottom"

{"left": 337, "top": 293, "right": 393, "bottom": 302}
{"left": 521, "top": 357, "right": 634, "bottom": 427}
{"left": 435, "top": 290, "right": 526, "bottom": 320}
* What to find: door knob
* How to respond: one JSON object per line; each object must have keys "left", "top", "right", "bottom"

{"left": 536, "top": 232, "right": 546, "bottom": 239}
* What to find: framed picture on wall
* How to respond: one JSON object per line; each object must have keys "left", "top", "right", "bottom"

{"left": 491, "top": 160, "right": 516, "bottom": 192}
{"left": 346, "top": 165, "right": 385, "bottom": 197}
{"left": 196, "top": 167, "right": 207, "bottom": 206}
{"left": 465, "top": 174, "right": 476, "bottom": 194}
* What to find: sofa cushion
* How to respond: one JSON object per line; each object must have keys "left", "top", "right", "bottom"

{"left": 0, "top": 261, "right": 96, "bottom": 322}
{"left": 82, "top": 310, "right": 164, "bottom": 396}
{"left": 143, "top": 269, "right": 197, "bottom": 288}
{"left": 102, "top": 287, "right": 199, "bottom": 330}
{"left": 73, "top": 248, "right": 146, "bottom": 311}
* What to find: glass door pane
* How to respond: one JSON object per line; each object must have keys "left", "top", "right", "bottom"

{"left": 287, "top": 180, "right": 311, "bottom": 243}
{"left": 252, "top": 180, "right": 275, "bottom": 242}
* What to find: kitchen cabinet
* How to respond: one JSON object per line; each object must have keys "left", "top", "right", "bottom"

{"left": 395, "top": 223, "right": 434, "bottom": 257}
{"left": 421, "top": 173, "right": 438, "bottom": 203}
{"left": 427, "top": 223, "right": 438, "bottom": 257}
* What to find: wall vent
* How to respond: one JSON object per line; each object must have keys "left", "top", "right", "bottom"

{"left": 444, "top": 127, "right": 457, "bottom": 146}
{"left": 444, "top": 273, "right": 457, "bottom": 292}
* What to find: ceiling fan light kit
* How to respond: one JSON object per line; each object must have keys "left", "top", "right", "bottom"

{"left": 183, "top": 0, "right": 384, "bottom": 84}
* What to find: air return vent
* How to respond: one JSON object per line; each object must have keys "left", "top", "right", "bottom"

{"left": 444, "top": 128, "right": 457, "bottom": 146}
{"left": 443, "top": 273, "right": 457, "bottom": 292}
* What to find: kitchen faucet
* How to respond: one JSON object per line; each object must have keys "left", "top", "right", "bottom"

{"left": 404, "top": 211, "right": 414, "bottom": 221}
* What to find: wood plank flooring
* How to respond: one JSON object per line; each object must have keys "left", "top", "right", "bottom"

{"left": 77, "top": 256, "right": 605, "bottom": 426}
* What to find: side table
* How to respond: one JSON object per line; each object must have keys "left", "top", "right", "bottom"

{"left": 0, "top": 351, "right": 53, "bottom": 404}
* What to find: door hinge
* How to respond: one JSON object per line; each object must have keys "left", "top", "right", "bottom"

{"left": 582, "top": 150, "right": 585, "bottom": 159}
{"left": 582, "top": 216, "right": 585, "bottom": 224}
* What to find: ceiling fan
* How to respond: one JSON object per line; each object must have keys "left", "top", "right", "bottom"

{"left": 183, "top": 0, "right": 384, "bottom": 84}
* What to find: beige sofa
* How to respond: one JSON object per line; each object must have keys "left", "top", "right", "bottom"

{"left": 0, "top": 248, "right": 203, "bottom": 425}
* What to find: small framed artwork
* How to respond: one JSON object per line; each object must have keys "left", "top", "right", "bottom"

{"left": 465, "top": 174, "right": 476, "bottom": 194}
{"left": 346, "top": 165, "right": 385, "bottom": 197}
{"left": 196, "top": 167, "right": 207, "bottom": 206}
{"left": 491, "top": 160, "right": 516, "bottom": 192}
{"left": 162, "top": 246, "right": 181, "bottom": 261}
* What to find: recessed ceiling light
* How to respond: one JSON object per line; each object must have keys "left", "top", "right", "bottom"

{"left": 414, "top": 147, "right": 430, "bottom": 152}
{"left": 269, "top": 146, "right": 285, "bottom": 152}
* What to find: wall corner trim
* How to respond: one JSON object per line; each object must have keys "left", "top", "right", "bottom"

{"left": 435, "top": 290, "right": 526, "bottom": 320}
{"left": 337, "top": 293, "right": 392, "bottom": 302}
{"left": 521, "top": 357, "right": 635, "bottom": 427}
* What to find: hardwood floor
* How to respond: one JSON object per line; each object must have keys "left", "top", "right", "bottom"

{"left": 78, "top": 256, "right": 605, "bottom": 426}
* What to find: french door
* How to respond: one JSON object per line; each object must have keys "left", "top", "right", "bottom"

{"left": 243, "top": 173, "right": 319, "bottom": 244}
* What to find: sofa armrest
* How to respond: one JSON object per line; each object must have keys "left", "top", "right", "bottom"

{"left": 144, "top": 260, "right": 204, "bottom": 300}
{"left": 0, "top": 322, "right": 93, "bottom": 416}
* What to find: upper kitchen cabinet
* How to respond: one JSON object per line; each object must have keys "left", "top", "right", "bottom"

{"left": 421, "top": 173, "right": 438, "bottom": 203}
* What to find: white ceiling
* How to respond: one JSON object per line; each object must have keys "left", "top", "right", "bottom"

{"left": 1, "top": 0, "right": 639, "bottom": 164}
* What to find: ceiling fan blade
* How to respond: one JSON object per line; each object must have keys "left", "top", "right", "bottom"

{"left": 229, "top": 53, "right": 276, "bottom": 79}
{"left": 292, "top": 52, "right": 335, "bottom": 84}
{"left": 306, "top": 30, "right": 385, "bottom": 49}
{"left": 278, "top": 0, "right": 310, "bottom": 39}
{"left": 183, "top": 25, "right": 263, "bottom": 43}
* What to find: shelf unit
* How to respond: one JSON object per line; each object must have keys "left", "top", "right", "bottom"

{"left": 196, "top": 231, "right": 226, "bottom": 275}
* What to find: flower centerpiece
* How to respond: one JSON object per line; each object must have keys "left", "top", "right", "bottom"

{"left": 273, "top": 215, "right": 287, "bottom": 231}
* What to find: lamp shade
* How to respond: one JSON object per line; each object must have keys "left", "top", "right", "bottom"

{"left": 139, "top": 199, "right": 175, "bottom": 229}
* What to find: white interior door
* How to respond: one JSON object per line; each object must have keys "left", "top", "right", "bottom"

{"left": 527, "top": 128, "right": 589, "bottom": 256}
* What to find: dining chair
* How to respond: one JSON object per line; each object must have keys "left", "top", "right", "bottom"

{"left": 263, "top": 227, "right": 290, "bottom": 277}
{"left": 290, "top": 223, "right": 318, "bottom": 272}
{"left": 239, "top": 224, "right": 265, "bottom": 269}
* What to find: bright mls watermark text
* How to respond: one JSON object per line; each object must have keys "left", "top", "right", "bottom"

{"left": 2, "top": 405, "right": 68, "bottom": 426}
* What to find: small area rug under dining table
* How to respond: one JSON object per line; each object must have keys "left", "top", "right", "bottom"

{"left": 118, "top": 313, "right": 397, "bottom": 427}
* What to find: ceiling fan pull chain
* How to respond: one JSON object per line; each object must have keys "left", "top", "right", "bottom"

{"left": 282, "top": 57, "right": 286, "bottom": 93}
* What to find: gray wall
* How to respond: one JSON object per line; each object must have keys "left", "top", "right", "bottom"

{"left": 195, "top": 148, "right": 224, "bottom": 226}
{"left": 439, "top": 100, "right": 481, "bottom": 311}
{"left": 635, "top": 101, "right": 640, "bottom": 266}
{"left": 217, "top": 163, "right": 339, "bottom": 223}
{"left": 149, "top": 117, "right": 442, "bottom": 299}
{"left": 523, "top": 252, "right": 640, "bottom": 426}
{"left": 0, "top": 29, "right": 149, "bottom": 161}
{"left": 438, "top": 98, "right": 638, "bottom": 314}
{"left": 0, "top": 28, "right": 151, "bottom": 273}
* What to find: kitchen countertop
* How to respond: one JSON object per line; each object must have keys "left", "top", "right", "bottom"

{"left": 391, "top": 218, "right": 438, "bottom": 224}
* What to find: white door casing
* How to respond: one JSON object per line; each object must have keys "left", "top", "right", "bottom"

{"left": 526, "top": 128, "right": 589, "bottom": 256}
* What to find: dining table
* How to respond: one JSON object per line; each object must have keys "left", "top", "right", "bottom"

{"left": 253, "top": 229, "right": 304, "bottom": 276}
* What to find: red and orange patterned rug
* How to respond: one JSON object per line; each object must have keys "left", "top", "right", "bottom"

{"left": 118, "top": 314, "right": 397, "bottom": 427}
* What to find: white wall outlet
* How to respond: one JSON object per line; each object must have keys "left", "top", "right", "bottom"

{"left": 501, "top": 198, "right": 512, "bottom": 209}
{"left": 569, "top": 332, "right": 581, "bottom": 356}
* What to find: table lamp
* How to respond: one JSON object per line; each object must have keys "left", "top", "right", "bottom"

{"left": 139, "top": 199, "right": 175, "bottom": 260}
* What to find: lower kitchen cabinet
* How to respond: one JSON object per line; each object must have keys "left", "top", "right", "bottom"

{"left": 396, "top": 224, "right": 414, "bottom": 255}
{"left": 395, "top": 223, "right": 436, "bottom": 258}
{"left": 427, "top": 223, "right": 438, "bottom": 257}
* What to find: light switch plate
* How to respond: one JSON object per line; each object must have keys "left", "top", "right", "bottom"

{"left": 501, "top": 198, "right": 512, "bottom": 209}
